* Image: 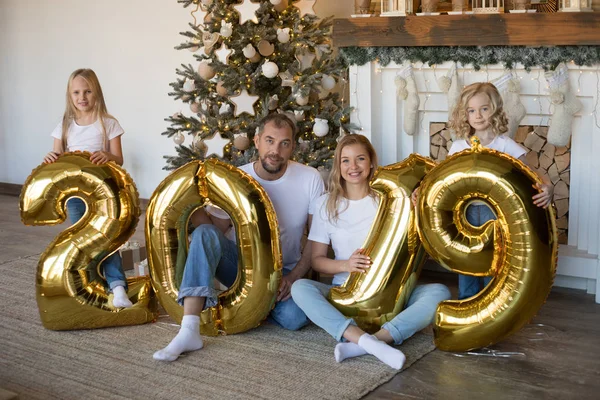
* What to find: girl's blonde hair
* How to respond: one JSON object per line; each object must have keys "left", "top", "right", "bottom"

{"left": 326, "top": 134, "right": 378, "bottom": 222}
{"left": 61, "top": 69, "right": 115, "bottom": 151}
{"left": 449, "top": 82, "right": 508, "bottom": 139}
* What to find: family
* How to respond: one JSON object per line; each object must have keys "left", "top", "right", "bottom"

{"left": 45, "top": 69, "right": 553, "bottom": 370}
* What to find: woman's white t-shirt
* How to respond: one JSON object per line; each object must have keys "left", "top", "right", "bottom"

{"left": 51, "top": 117, "right": 124, "bottom": 152}
{"left": 308, "top": 193, "right": 379, "bottom": 286}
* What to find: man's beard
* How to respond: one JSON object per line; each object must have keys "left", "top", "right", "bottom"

{"left": 260, "top": 154, "right": 285, "bottom": 174}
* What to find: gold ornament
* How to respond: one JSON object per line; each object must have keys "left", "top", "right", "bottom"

{"left": 19, "top": 152, "right": 157, "bottom": 330}
{"left": 418, "top": 138, "right": 558, "bottom": 351}
{"left": 145, "top": 160, "right": 282, "bottom": 335}
{"left": 329, "top": 154, "right": 435, "bottom": 332}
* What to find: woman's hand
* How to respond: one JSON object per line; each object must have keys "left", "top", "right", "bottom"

{"left": 90, "top": 151, "right": 112, "bottom": 164}
{"left": 344, "top": 249, "right": 371, "bottom": 273}
{"left": 532, "top": 183, "right": 554, "bottom": 208}
{"left": 43, "top": 151, "right": 60, "bottom": 164}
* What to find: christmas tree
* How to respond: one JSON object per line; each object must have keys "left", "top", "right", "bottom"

{"left": 162, "top": 0, "right": 355, "bottom": 171}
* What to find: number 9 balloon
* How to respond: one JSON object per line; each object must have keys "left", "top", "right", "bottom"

{"left": 418, "top": 138, "right": 558, "bottom": 351}
{"left": 19, "top": 152, "right": 157, "bottom": 330}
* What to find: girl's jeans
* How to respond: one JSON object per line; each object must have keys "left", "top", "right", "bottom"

{"left": 66, "top": 198, "right": 127, "bottom": 291}
{"left": 458, "top": 204, "right": 496, "bottom": 300}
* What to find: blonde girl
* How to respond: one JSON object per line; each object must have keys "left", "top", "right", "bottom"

{"left": 292, "top": 134, "right": 451, "bottom": 370}
{"left": 448, "top": 82, "right": 553, "bottom": 299}
{"left": 43, "top": 68, "right": 131, "bottom": 308}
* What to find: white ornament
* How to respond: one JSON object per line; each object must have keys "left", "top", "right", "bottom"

{"left": 243, "top": 44, "right": 257, "bottom": 59}
{"left": 220, "top": 22, "right": 233, "bottom": 38}
{"left": 321, "top": 74, "right": 336, "bottom": 91}
{"left": 294, "top": 0, "right": 316, "bottom": 17}
{"left": 215, "top": 43, "right": 233, "bottom": 64}
{"left": 277, "top": 28, "right": 290, "bottom": 43}
{"left": 270, "top": 0, "right": 282, "bottom": 4}
{"left": 201, "top": 0, "right": 213, "bottom": 5}
{"left": 234, "top": 0, "right": 260, "bottom": 25}
{"left": 219, "top": 103, "right": 232, "bottom": 115}
{"left": 262, "top": 61, "right": 280, "bottom": 79}
{"left": 173, "top": 132, "right": 185, "bottom": 145}
{"left": 295, "top": 94, "right": 309, "bottom": 106}
{"left": 204, "top": 132, "right": 230, "bottom": 158}
{"left": 313, "top": 118, "right": 329, "bottom": 137}
{"left": 294, "top": 110, "right": 305, "bottom": 121}
{"left": 230, "top": 89, "right": 259, "bottom": 116}
{"left": 183, "top": 79, "right": 196, "bottom": 92}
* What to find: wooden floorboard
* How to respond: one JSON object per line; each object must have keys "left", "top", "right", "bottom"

{"left": 2, "top": 194, "right": 598, "bottom": 399}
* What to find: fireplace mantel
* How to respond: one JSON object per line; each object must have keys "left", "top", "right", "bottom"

{"left": 332, "top": 13, "right": 600, "bottom": 47}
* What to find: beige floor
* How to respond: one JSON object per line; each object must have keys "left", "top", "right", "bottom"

{"left": 2, "top": 193, "right": 600, "bottom": 399}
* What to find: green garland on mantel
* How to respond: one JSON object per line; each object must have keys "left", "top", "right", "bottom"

{"left": 339, "top": 46, "right": 600, "bottom": 71}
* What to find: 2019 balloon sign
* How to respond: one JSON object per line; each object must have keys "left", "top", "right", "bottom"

{"left": 20, "top": 144, "right": 556, "bottom": 351}
{"left": 19, "top": 152, "right": 157, "bottom": 330}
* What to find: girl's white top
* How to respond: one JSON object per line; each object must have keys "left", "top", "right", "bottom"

{"left": 448, "top": 134, "right": 526, "bottom": 159}
{"left": 308, "top": 193, "right": 379, "bottom": 286}
{"left": 51, "top": 117, "right": 124, "bottom": 152}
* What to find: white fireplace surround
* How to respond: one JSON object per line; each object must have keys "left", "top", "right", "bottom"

{"left": 350, "top": 61, "right": 600, "bottom": 302}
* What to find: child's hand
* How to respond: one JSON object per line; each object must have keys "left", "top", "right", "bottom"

{"left": 90, "top": 151, "right": 111, "bottom": 164}
{"left": 43, "top": 151, "right": 59, "bottom": 164}
{"left": 532, "top": 183, "right": 553, "bottom": 208}
{"left": 344, "top": 248, "right": 371, "bottom": 273}
{"left": 411, "top": 187, "right": 420, "bottom": 207}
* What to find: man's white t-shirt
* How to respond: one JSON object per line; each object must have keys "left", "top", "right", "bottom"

{"left": 238, "top": 161, "right": 324, "bottom": 271}
{"left": 308, "top": 194, "right": 379, "bottom": 286}
{"left": 448, "top": 134, "right": 527, "bottom": 159}
{"left": 51, "top": 117, "right": 124, "bottom": 152}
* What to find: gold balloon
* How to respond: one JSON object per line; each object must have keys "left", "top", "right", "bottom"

{"left": 418, "top": 138, "right": 558, "bottom": 351}
{"left": 19, "top": 152, "right": 157, "bottom": 330}
{"left": 329, "top": 154, "right": 435, "bottom": 332}
{"left": 145, "top": 159, "right": 282, "bottom": 336}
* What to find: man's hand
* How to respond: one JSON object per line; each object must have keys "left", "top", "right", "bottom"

{"left": 277, "top": 273, "right": 297, "bottom": 302}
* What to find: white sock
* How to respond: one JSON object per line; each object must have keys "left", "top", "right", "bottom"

{"left": 335, "top": 341, "right": 367, "bottom": 363}
{"left": 112, "top": 285, "right": 133, "bottom": 308}
{"left": 357, "top": 334, "right": 406, "bottom": 370}
{"left": 153, "top": 315, "right": 203, "bottom": 362}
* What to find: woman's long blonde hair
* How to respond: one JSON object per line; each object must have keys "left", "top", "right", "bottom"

{"left": 449, "top": 82, "right": 508, "bottom": 139}
{"left": 61, "top": 69, "right": 115, "bottom": 151}
{"left": 326, "top": 134, "right": 378, "bottom": 222}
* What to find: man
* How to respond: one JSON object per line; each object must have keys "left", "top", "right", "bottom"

{"left": 154, "top": 113, "right": 324, "bottom": 362}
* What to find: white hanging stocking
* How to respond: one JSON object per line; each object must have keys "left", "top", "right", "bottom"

{"left": 493, "top": 71, "right": 526, "bottom": 139}
{"left": 395, "top": 64, "right": 420, "bottom": 136}
{"left": 544, "top": 63, "right": 582, "bottom": 147}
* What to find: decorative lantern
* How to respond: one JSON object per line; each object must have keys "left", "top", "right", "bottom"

{"left": 380, "top": 0, "right": 413, "bottom": 16}
{"left": 559, "top": 0, "right": 593, "bottom": 11}
{"left": 472, "top": 0, "right": 505, "bottom": 13}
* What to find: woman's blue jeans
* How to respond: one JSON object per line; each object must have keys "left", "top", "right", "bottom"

{"left": 291, "top": 279, "right": 451, "bottom": 345}
{"left": 458, "top": 204, "right": 496, "bottom": 300}
{"left": 66, "top": 198, "right": 127, "bottom": 291}
{"left": 179, "top": 224, "right": 308, "bottom": 331}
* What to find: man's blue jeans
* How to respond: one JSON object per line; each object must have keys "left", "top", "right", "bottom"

{"left": 66, "top": 198, "right": 127, "bottom": 291}
{"left": 291, "top": 280, "right": 451, "bottom": 344}
{"left": 179, "top": 224, "right": 308, "bottom": 330}
{"left": 458, "top": 204, "right": 496, "bottom": 300}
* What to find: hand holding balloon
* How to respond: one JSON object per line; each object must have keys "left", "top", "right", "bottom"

{"left": 532, "top": 183, "right": 554, "bottom": 208}
{"left": 344, "top": 249, "right": 371, "bottom": 273}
